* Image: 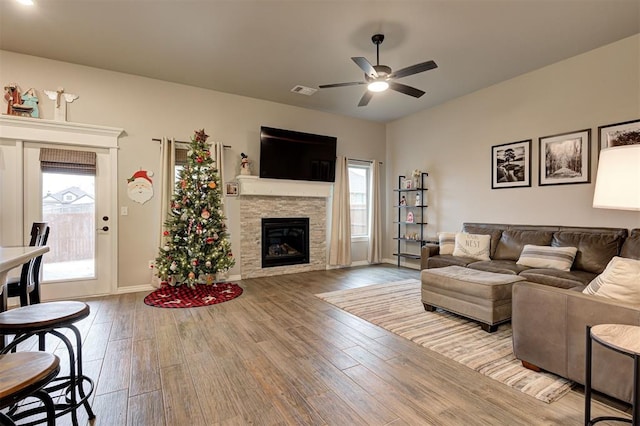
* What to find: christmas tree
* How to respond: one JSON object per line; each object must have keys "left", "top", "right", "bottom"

{"left": 155, "top": 129, "right": 235, "bottom": 287}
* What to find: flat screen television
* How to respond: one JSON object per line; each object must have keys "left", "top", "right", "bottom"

{"left": 259, "top": 126, "right": 337, "bottom": 182}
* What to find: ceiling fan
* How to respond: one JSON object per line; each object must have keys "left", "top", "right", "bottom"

{"left": 319, "top": 34, "right": 438, "bottom": 107}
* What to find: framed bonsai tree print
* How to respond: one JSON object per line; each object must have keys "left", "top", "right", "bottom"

{"left": 598, "top": 119, "right": 640, "bottom": 150}
{"left": 491, "top": 139, "right": 531, "bottom": 189}
{"left": 539, "top": 128, "right": 591, "bottom": 186}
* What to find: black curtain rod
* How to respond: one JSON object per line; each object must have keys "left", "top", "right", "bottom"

{"left": 348, "top": 157, "right": 383, "bottom": 164}
{"left": 152, "top": 138, "right": 231, "bottom": 148}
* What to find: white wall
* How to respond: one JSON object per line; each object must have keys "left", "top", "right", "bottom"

{"left": 0, "top": 50, "right": 386, "bottom": 288}
{"left": 386, "top": 34, "right": 640, "bottom": 260}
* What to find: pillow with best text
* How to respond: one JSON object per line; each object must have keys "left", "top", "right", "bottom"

{"left": 452, "top": 232, "right": 491, "bottom": 261}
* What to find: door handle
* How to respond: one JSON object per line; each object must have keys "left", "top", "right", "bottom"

{"left": 97, "top": 226, "right": 109, "bottom": 232}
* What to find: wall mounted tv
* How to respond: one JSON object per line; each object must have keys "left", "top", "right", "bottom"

{"left": 259, "top": 126, "right": 337, "bottom": 182}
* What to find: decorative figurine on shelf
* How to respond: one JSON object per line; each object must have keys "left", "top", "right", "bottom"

{"left": 3, "top": 83, "right": 33, "bottom": 117}
{"left": 400, "top": 195, "right": 406, "bottom": 206}
{"left": 412, "top": 169, "right": 422, "bottom": 189}
{"left": 415, "top": 193, "right": 421, "bottom": 207}
{"left": 44, "top": 87, "right": 78, "bottom": 121}
{"left": 406, "top": 211, "right": 414, "bottom": 223}
{"left": 4, "top": 83, "right": 20, "bottom": 115}
{"left": 240, "top": 152, "right": 251, "bottom": 175}
{"left": 21, "top": 88, "right": 39, "bottom": 118}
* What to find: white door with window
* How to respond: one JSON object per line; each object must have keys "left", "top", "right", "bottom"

{"left": 0, "top": 116, "right": 123, "bottom": 300}
{"left": 23, "top": 144, "right": 113, "bottom": 298}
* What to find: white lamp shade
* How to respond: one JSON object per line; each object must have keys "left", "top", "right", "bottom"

{"left": 593, "top": 145, "right": 640, "bottom": 211}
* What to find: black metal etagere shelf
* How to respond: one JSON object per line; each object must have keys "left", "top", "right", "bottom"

{"left": 393, "top": 173, "right": 429, "bottom": 266}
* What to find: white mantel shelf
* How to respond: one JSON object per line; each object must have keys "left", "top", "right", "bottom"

{"left": 236, "top": 175, "right": 333, "bottom": 198}
{"left": 0, "top": 114, "right": 124, "bottom": 148}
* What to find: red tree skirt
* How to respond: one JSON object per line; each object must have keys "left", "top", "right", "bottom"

{"left": 144, "top": 282, "right": 243, "bottom": 308}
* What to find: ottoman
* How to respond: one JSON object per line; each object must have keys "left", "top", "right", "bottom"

{"left": 421, "top": 266, "right": 525, "bottom": 332}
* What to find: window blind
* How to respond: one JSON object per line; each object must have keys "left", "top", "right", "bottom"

{"left": 175, "top": 148, "right": 188, "bottom": 166}
{"left": 39, "top": 148, "right": 96, "bottom": 175}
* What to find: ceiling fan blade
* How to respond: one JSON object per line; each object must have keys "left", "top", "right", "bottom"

{"left": 351, "top": 57, "right": 378, "bottom": 78}
{"left": 388, "top": 82, "right": 425, "bottom": 98}
{"left": 391, "top": 60, "right": 438, "bottom": 79}
{"left": 358, "top": 91, "right": 374, "bottom": 107}
{"left": 319, "top": 82, "right": 366, "bottom": 89}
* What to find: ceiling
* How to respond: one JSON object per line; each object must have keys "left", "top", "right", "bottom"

{"left": 1, "top": 1, "right": 638, "bottom": 123}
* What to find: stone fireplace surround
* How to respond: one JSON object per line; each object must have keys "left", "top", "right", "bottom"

{"left": 237, "top": 176, "right": 332, "bottom": 278}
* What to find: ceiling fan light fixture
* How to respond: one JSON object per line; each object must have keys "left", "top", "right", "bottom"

{"left": 368, "top": 80, "right": 389, "bottom": 92}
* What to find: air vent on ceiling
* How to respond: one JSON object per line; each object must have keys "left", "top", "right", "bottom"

{"left": 291, "top": 85, "right": 318, "bottom": 96}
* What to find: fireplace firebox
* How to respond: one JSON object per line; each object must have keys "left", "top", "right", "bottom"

{"left": 261, "top": 217, "right": 309, "bottom": 268}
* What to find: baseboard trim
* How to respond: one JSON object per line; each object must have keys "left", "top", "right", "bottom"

{"left": 116, "top": 284, "right": 155, "bottom": 294}
{"left": 382, "top": 257, "right": 421, "bottom": 270}
{"left": 116, "top": 274, "right": 244, "bottom": 293}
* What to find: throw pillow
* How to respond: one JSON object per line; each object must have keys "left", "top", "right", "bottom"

{"left": 438, "top": 232, "right": 456, "bottom": 255}
{"left": 452, "top": 232, "right": 491, "bottom": 261}
{"left": 516, "top": 245, "right": 578, "bottom": 271}
{"left": 583, "top": 257, "right": 640, "bottom": 303}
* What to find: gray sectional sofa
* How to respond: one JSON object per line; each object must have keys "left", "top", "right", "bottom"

{"left": 421, "top": 223, "right": 640, "bottom": 404}
{"left": 421, "top": 223, "right": 627, "bottom": 289}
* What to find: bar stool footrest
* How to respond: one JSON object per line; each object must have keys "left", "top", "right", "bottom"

{"left": 44, "top": 375, "right": 95, "bottom": 419}
{"left": 588, "top": 416, "right": 632, "bottom": 425}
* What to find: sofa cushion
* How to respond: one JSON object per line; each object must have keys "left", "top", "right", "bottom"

{"left": 621, "top": 229, "right": 640, "bottom": 260}
{"left": 552, "top": 231, "right": 623, "bottom": 274}
{"left": 493, "top": 230, "right": 554, "bottom": 261}
{"left": 516, "top": 245, "right": 578, "bottom": 271}
{"left": 519, "top": 268, "right": 597, "bottom": 289}
{"left": 438, "top": 232, "right": 456, "bottom": 255}
{"left": 427, "top": 254, "right": 478, "bottom": 269}
{"left": 467, "top": 260, "right": 527, "bottom": 275}
{"left": 453, "top": 233, "right": 491, "bottom": 261}
{"left": 583, "top": 257, "right": 640, "bottom": 303}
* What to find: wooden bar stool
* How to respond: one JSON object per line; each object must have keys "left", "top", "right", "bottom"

{"left": 0, "top": 301, "right": 95, "bottom": 425}
{"left": 0, "top": 352, "right": 59, "bottom": 426}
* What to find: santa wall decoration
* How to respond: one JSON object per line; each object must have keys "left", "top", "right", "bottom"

{"left": 127, "top": 169, "right": 154, "bottom": 204}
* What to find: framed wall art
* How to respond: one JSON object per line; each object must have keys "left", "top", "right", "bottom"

{"left": 539, "top": 129, "right": 590, "bottom": 186}
{"left": 598, "top": 119, "right": 640, "bottom": 150}
{"left": 491, "top": 139, "right": 531, "bottom": 189}
{"left": 225, "top": 181, "right": 239, "bottom": 197}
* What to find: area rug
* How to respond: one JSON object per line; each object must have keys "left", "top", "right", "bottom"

{"left": 315, "top": 279, "right": 573, "bottom": 403}
{"left": 144, "top": 282, "right": 243, "bottom": 308}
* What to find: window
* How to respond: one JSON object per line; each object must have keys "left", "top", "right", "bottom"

{"left": 348, "top": 163, "right": 370, "bottom": 238}
{"left": 174, "top": 147, "right": 188, "bottom": 183}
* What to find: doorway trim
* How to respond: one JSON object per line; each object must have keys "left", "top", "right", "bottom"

{"left": 0, "top": 115, "right": 124, "bottom": 296}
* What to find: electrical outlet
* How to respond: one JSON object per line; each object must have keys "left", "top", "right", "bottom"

{"left": 148, "top": 260, "right": 155, "bottom": 269}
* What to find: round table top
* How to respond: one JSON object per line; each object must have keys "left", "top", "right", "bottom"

{"left": 591, "top": 324, "right": 640, "bottom": 356}
{"left": 0, "top": 301, "right": 89, "bottom": 331}
{"left": 0, "top": 352, "right": 59, "bottom": 402}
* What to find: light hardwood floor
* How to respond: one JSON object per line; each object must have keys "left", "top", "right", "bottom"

{"left": 13, "top": 265, "right": 632, "bottom": 425}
